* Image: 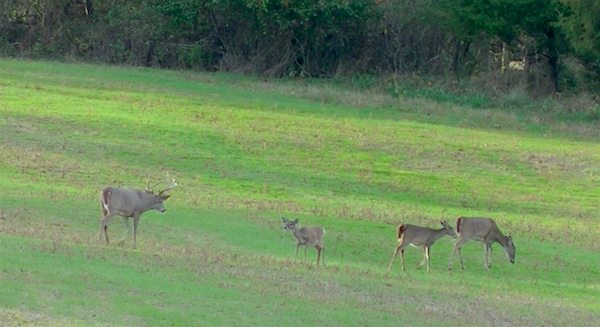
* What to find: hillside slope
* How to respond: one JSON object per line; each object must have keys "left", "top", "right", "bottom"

{"left": 1, "top": 59, "right": 599, "bottom": 326}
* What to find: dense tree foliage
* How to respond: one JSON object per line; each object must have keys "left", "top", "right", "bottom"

{"left": 0, "top": 0, "right": 598, "bottom": 93}
{"left": 437, "top": 0, "right": 566, "bottom": 92}
{"left": 560, "top": 0, "right": 600, "bottom": 82}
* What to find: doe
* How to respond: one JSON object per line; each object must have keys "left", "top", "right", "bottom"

{"left": 282, "top": 217, "right": 325, "bottom": 265}
{"left": 448, "top": 217, "right": 516, "bottom": 271}
{"left": 388, "top": 220, "right": 455, "bottom": 273}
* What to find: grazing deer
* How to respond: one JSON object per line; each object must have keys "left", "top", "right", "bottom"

{"left": 388, "top": 221, "right": 455, "bottom": 273}
{"left": 282, "top": 217, "right": 325, "bottom": 265}
{"left": 448, "top": 217, "right": 516, "bottom": 271}
{"left": 98, "top": 179, "right": 177, "bottom": 248}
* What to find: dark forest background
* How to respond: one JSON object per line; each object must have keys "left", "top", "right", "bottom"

{"left": 2, "top": 0, "right": 600, "bottom": 99}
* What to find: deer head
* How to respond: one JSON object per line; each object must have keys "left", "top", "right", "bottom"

{"left": 505, "top": 235, "right": 516, "bottom": 264}
{"left": 143, "top": 176, "right": 177, "bottom": 211}
{"left": 282, "top": 217, "right": 299, "bottom": 231}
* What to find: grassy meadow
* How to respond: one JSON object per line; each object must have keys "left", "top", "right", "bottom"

{"left": 1, "top": 58, "right": 599, "bottom": 326}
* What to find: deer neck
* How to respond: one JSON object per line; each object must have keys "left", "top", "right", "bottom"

{"left": 291, "top": 227, "right": 305, "bottom": 239}
{"left": 138, "top": 191, "right": 159, "bottom": 212}
{"left": 432, "top": 228, "right": 449, "bottom": 243}
{"left": 491, "top": 229, "right": 509, "bottom": 248}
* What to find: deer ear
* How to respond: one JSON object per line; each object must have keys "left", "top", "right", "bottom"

{"left": 294, "top": 218, "right": 299, "bottom": 224}
{"left": 160, "top": 195, "right": 171, "bottom": 201}
{"left": 281, "top": 217, "right": 287, "bottom": 222}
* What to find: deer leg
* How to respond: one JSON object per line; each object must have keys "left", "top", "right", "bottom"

{"left": 99, "top": 213, "right": 115, "bottom": 244}
{"left": 316, "top": 245, "right": 321, "bottom": 265}
{"left": 121, "top": 217, "right": 130, "bottom": 241}
{"left": 484, "top": 243, "right": 492, "bottom": 270}
{"left": 425, "top": 246, "right": 431, "bottom": 273}
{"left": 389, "top": 243, "right": 406, "bottom": 271}
{"left": 419, "top": 246, "right": 428, "bottom": 266}
{"left": 448, "top": 242, "right": 457, "bottom": 270}
{"left": 458, "top": 247, "right": 466, "bottom": 270}
{"left": 132, "top": 214, "right": 140, "bottom": 249}
{"left": 400, "top": 249, "right": 406, "bottom": 271}
{"left": 98, "top": 212, "right": 109, "bottom": 241}
{"left": 99, "top": 202, "right": 108, "bottom": 241}
{"left": 104, "top": 225, "right": 109, "bottom": 244}
{"left": 98, "top": 220, "right": 104, "bottom": 241}
{"left": 295, "top": 243, "right": 300, "bottom": 257}
{"left": 487, "top": 244, "right": 492, "bottom": 268}
{"left": 389, "top": 241, "right": 407, "bottom": 272}
{"left": 388, "top": 246, "right": 399, "bottom": 271}
{"left": 483, "top": 244, "right": 487, "bottom": 270}
{"left": 304, "top": 246, "right": 308, "bottom": 260}
{"left": 449, "top": 238, "right": 468, "bottom": 270}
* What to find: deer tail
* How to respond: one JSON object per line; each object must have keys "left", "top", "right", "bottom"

{"left": 456, "top": 217, "right": 464, "bottom": 234}
{"left": 397, "top": 224, "right": 407, "bottom": 241}
{"left": 100, "top": 188, "right": 110, "bottom": 216}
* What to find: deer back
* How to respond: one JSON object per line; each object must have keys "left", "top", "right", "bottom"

{"left": 294, "top": 226, "right": 324, "bottom": 246}
{"left": 398, "top": 224, "right": 426, "bottom": 243}
{"left": 457, "top": 217, "right": 504, "bottom": 241}
{"left": 102, "top": 187, "right": 166, "bottom": 216}
{"left": 398, "top": 223, "right": 454, "bottom": 246}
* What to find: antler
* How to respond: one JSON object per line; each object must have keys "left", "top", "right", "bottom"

{"left": 145, "top": 178, "right": 161, "bottom": 193}
{"left": 158, "top": 178, "right": 178, "bottom": 196}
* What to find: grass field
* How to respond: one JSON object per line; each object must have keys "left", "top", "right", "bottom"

{"left": 1, "top": 58, "right": 599, "bottom": 326}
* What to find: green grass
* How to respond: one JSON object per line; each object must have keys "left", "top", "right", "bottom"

{"left": 1, "top": 58, "right": 599, "bottom": 326}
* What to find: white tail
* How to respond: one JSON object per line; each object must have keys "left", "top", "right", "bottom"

{"left": 448, "top": 217, "right": 516, "bottom": 271}
{"left": 99, "top": 177, "right": 177, "bottom": 248}
{"left": 282, "top": 217, "right": 325, "bottom": 265}
{"left": 388, "top": 221, "right": 455, "bottom": 273}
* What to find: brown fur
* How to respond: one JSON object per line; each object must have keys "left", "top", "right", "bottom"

{"left": 98, "top": 186, "right": 172, "bottom": 248}
{"left": 389, "top": 221, "right": 456, "bottom": 273}
{"left": 448, "top": 217, "right": 516, "bottom": 271}
{"left": 282, "top": 217, "right": 325, "bottom": 265}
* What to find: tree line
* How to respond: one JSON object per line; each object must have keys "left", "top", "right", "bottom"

{"left": 1, "top": 0, "right": 599, "bottom": 95}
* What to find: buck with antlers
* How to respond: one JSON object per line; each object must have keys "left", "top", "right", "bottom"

{"left": 388, "top": 221, "right": 456, "bottom": 273}
{"left": 98, "top": 178, "right": 177, "bottom": 248}
{"left": 448, "top": 217, "right": 516, "bottom": 271}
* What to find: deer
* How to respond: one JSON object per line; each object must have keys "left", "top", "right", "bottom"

{"left": 448, "top": 217, "right": 516, "bottom": 271}
{"left": 281, "top": 217, "right": 325, "bottom": 265}
{"left": 388, "top": 220, "right": 456, "bottom": 273}
{"left": 98, "top": 178, "right": 177, "bottom": 248}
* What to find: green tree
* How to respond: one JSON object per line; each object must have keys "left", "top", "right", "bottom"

{"left": 438, "top": 0, "right": 565, "bottom": 92}
{"left": 559, "top": 0, "right": 600, "bottom": 80}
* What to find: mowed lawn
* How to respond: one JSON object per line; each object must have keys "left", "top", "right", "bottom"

{"left": 0, "top": 59, "right": 599, "bottom": 326}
